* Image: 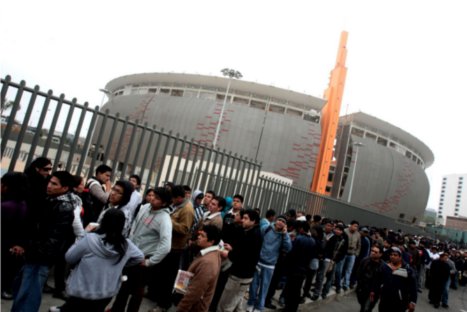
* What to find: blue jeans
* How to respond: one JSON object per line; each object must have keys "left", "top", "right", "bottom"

{"left": 342, "top": 254, "right": 356, "bottom": 289}
{"left": 248, "top": 265, "right": 274, "bottom": 311}
{"left": 333, "top": 259, "right": 345, "bottom": 291}
{"left": 11, "top": 264, "right": 50, "bottom": 312}
{"left": 442, "top": 276, "right": 450, "bottom": 305}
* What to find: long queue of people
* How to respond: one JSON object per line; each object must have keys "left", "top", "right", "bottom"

{"left": 2, "top": 157, "right": 467, "bottom": 312}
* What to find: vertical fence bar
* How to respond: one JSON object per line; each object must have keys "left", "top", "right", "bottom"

{"left": 212, "top": 150, "right": 225, "bottom": 192}
{"left": 180, "top": 138, "right": 193, "bottom": 185}
{"left": 102, "top": 112, "right": 118, "bottom": 165}
{"left": 219, "top": 151, "right": 232, "bottom": 196}
{"left": 187, "top": 143, "right": 200, "bottom": 188}
{"left": 199, "top": 147, "right": 213, "bottom": 190}
{"left": 90, "top": 111, "right": 113, "bottom": 178}
{"left": 139, "top": 124, "right": 156, "bottom": 181}
{"left": 77, "top": 106, "right": 99, "bottom": 176}
{"left": 231, "top": 155, "right": 243, "bottom": 195}
{"left": 226, "top": 153, "right": 237, "bottom": 195}
{"left": 193, "top": 144, "right": 207, "bottom": 189}
{"left": 172, "top": 135, "right": 186, "bottom": 184}
{"left": 110, "top": 116, "right": 129, "bottom": 178}
{"left": 131, "top": 122, "right": 148, "bottom": 175}
{"left": 42, "top": 94, "right": 65, "bottom": 158}
{"left": 207, "top": 149, "right": 220, "bottom": 190}
{"left": 155, "top": 131, "right": 172, "bottom": 187}
{"left": 53, "top": 98, "right": 77, "bottom": 172}
{"left": 66, "top": 102, "right": 88, "bottom": 172}
{"left": 27, "top": 89, "right": 53, "bottom": 166}
{"left": 0, "top": 75, "right": 12, "bottom": 108}
{"left": 2, "top": 80, "right": 25, "bottom": 155}
{"left": 121, "top": 120, "right": 140, "bottom": 178}
{"left": 8, "top": 85, "right": 39, "bottom": 171}
{"left": 145, "top": 128, "right": 164, "bottom": 188}
{"left": 163, "top": 133, "right": 179, "bottom": 184}
{"left": 242, "top": 159, "right": 253, "bottom": 205}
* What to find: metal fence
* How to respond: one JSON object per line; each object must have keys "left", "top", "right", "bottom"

{"left": 3, "top": 75, "right": 464, "bottom": 240}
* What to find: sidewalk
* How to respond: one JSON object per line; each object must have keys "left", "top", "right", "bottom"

{"left": 1, "top": 283, "right": 353, "bottom": 312}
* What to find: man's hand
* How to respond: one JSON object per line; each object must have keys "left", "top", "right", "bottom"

{"left": 369, "top": 292, "right": 375, "bottom": 302}
{"left": 408, "top": 302, "right": 416, "bottom": 312}
{"left": 10, "top": 245, "right": 25, "bottom": 256}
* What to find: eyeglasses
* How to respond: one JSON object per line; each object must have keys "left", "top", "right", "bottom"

{"left": 111, "top": 187, "right": 123, "bottom": 195}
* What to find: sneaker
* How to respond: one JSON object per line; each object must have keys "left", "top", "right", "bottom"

{"left": 311, "top": 294, "right": 320, "bottom": 301}
{"left": 342, "top": 286, "right": 348, "bottom": 291}
{"left": 52, "top": 291, "right": 69, "bottom": 301}
{"left": 1, "top": 291, "right": 13, "bottom": 300}
{"left": 441, "top": 304, "right": 449, "bottom": 308}
{"left": 299, "top": 297, "right": 306, "bottom": 304}
{"left": 49, "top": 307, "right": 61, "bottom": 312}
{"left": 335, "top": 288, "right": 341, "bottom": 294}
{"left": 43, "top": 284, "right": 55, "bottom": 294}
{"left": 246, "top": 305, "right": 254, "bottom": 312}
{"left": 264, "top": 303, "right": 276, "bottom": 310}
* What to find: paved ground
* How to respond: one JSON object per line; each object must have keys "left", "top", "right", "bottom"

{"left": 1, "top": 276, "right": 345, "bottom": 312}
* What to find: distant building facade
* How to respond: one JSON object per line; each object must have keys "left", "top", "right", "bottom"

{"left": 437, "top": 174, "right": 467, "bottom": 225}
{"left": 327, "top": 112, "right": 434, "bottom": 224}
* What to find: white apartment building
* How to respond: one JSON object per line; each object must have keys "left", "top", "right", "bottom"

{"left": 437, "top": 174, "right": 467, "bottom": 225}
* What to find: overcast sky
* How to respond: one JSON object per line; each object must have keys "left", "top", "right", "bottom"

{"left": 2, "top": 0, "right": 466, "bottom": 210}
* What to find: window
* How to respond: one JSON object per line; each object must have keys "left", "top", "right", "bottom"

{"left": 171, "top": 89, "right": 183, "bottom": 97}
{"left": 250, "top": 100, "right": 266, "bottom": 110}
{"left": 351, "top": 127, "right": 364, "bottom": 137}
{"left": 365, "top": 132, "right": 377, "bottom": 140}
{"left": 269, "top": 104, "right": 285, "bottom": 114}
{"left": 287, "top": 109, "right": 303, "bottom": 118}
{"left": 389, "top": 142, "right": 396, "bottom": 148}
{"left": 148, "top": 88, "right": 158, "bottom": 93}
{"left": 233, "top": 97, "right": 249, "bottom": 105}
{"left": 160, "top": 88, "right": 170, "bottom": 94}
{"left": 405, "top": 151, "right": 413, "bottom": 159}
{"left": 377, "top": 137, "right": 388, "bottom": 146}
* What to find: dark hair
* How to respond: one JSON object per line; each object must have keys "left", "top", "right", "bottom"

{"left": 202, "top": 224, "right": 222, "bottom": 245}
{"left": 51, "top": 171, "right": 75, "bottom": 189}
{"left": 213, "top": 196, "right": 226, "bottom": 209}
{"left": 129, "top": 174, "right": 141, "bottom": 186}
{"left": 114, "top": 180, "right": 134, "bottom": 207}
{"left": 182, "top": 185, "right": 192, "bottom": 193}
{"left": 95, "top": 164, "right": 112, "bottom": 175}
{"left": 287, "top": 209, "right": 297, "bottom": 218}
{"left": 1, "top": 172, "right": 29, "bottom": 201}
{"left": 164, "top": 181, "right": 175, "bottom": 191}
{"left": 265, "top": 209, "right": 276, "bottom": 218}
{"left": 296, "top": 220, "right": 310, "bottom": 233}
{"left": 233, "top": 194, "right": 244, "bottom": 203}
{"left": 171, "top": 185, "right": 186, "bottom": 198}
{"left": 28, "top": 157, "right": 52, "bottom": 170}
{"left": 205, "top": 190, "right": 216, "bottom": 197}
{"left": 313, "top": 214, "right": 322, "bottom": 222}
{"left": 96, "top": 209, "right": 128, "bottom": 264}
{"left": 24, "top": 157, "right": 52, "bottom": 176}
{"left": 243, "top": 209, "right": 260, "bottom": 224}
{"left": 372, "top": 243, "right": 384, "bottom": 253}
{"left": 350, "top": 220, "right": 359, "bottom": 226}
{"left": 153, "top": 187, "right": 172, "bottom": 207}
{"left": 73, "top": 175, "right": 83, "bottom": 188}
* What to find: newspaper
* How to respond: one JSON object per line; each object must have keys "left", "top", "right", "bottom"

{"left": 173, "top": 269, "right": 194, "bottom": 294}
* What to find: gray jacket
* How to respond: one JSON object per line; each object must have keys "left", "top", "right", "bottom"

{"left": 65, "top": 233, "right": 143, "bottom": 299}
{"left": 130, "top": 204, "right": 172, "bottom": 266}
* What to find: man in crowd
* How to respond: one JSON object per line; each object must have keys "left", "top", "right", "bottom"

{"left": 247, "top": 215, "right": 292, "bottom": 312}
{"left": 356, "top": 244, "right": 384, "bottom": 312}
{"left": 12, "top": 171, "right": 76, "bottom": 312}
{"left": 83, "top": 164, "right": 112, "bottom": 226}
{"left": 176, "top": 225, "right": 222, "bottom": 312}
{"left": 151, "top": 185, "right": 194, "bottom": 312}
{"left": 111, "top": 187, "right": 172, "bottom": 312}
{"left": 428, "top": 252, "right": 451, "bottom": 308}
{"left": 340, "top": 220, "right": 361, "bottom": 292}
{"left": 217, "top": 209, "right": 263, "bottom": 312}
{"left": 379, "top": 247, "right": 417, "bottom": 312}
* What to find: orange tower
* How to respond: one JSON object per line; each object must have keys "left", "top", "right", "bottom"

{"left": 311, "top": 31, "right": 348, "bottom": 194}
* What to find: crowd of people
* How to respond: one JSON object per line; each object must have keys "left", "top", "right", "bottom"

{"left": 1, "top": 157, "right": 467, "bottom": 312}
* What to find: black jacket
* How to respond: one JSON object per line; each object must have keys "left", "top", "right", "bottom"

{"left": 324, "top": 233, "right": 348, "bottom": 262}
{"left": 229, "top": 225, "right": 262, "bottom": 279}
{"left": 26, "top": 192, "right": 75, "bottom": 266}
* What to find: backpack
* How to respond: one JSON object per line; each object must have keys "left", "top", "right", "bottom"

{"left": 81, "top": 179, "right": 105, "bottom": 227}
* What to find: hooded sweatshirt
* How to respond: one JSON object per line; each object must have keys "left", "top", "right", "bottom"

{"left": 65, "top": 233, "right": 144, "bottom": 299}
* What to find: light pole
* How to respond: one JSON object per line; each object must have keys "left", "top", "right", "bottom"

{"left": 347, "top": 141, "right": 364, "bottom": 203}
{"left": 212, "top": 68, "right": 242, "bottom": 150}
